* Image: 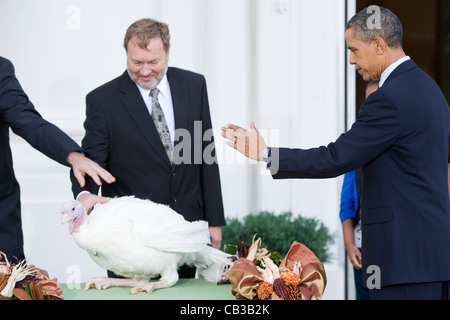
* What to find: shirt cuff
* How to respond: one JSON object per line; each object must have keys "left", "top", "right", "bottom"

{"left": 76, "top": 190, "right": 91, "bottom": 200}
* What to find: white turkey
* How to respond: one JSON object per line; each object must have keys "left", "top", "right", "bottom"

{"left": 60, "top": 196, "right": 232, "bottom": 294}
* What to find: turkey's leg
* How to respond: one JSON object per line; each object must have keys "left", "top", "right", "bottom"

{"left": 85, "top": 277, "right": 142, "bottom": 291}
{"left": 129, "top": 278, "right": 175, "bottom": 294}
{"left": 130, "top": 268, "right": 179, "bottom": 294}
{"left": 84, "top": 274, "right": 178, "bottom": 295}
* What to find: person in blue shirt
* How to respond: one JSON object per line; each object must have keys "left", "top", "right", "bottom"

{"left": 340, "top": 169, "right": 369, "bottom": 300}
{"left": 339, "top": 81, "right": 378, "bottom": 300}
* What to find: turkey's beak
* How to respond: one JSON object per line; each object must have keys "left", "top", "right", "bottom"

{"left": 61, "top": 213, "right": 70, "bottom": 225}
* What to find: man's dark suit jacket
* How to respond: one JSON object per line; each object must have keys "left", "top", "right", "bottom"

{"left": 0, "top": 57, "right": 82, "bottom": 260}
{"left": 270, "top": 60, "right": 450, "bottom": 287}
{"left": 71, "top": 67, "right": 225, "bottom": 227}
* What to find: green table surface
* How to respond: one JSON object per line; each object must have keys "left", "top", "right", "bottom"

{"left": 61, "top": 279, "right": 234, "bottom": 300}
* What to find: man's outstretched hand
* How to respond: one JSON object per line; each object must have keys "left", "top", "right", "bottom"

{"left": 221, "top": 123, "right": 267, "bottom": 161}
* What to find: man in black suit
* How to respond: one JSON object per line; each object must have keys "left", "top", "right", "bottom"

{"left": 223, "top": 7, "right": 450, "bottom": 300}
{"left": 0, "top": 57, "right": 115, "bottom": 262}
{"left": 72, "top": 19, "right": 225, "bottom": 276}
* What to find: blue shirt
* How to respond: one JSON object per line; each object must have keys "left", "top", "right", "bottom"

{"left": 339, "top": 171, "right": 358, "bottom": 223}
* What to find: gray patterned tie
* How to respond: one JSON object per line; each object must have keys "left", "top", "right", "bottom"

{"left": 150, "top": 88, "right": 172, "bottom": 161}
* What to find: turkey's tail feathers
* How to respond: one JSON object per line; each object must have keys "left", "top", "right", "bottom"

{"left": 195, "top": 246, "right": 233, "bottom": 283}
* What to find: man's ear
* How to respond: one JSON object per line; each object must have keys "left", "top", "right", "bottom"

{"left": 372, "top": 36, "right": 387, "bottom": 55}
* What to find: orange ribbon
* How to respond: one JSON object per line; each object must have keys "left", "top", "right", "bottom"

{"left": 280, "top": 241, "right": 327, "bottom": 300}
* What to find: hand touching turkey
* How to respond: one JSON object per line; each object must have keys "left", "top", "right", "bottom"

{"left": 67, "top": 151, "right": 116, "bottom": 187}
{"left": 61, "top": 196, "right": 231, "bottom": 294}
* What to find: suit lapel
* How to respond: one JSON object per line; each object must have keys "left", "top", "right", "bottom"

{"left": 167, "top": 68, "right": 189, "bottom": 168}
{"left": 119, "top": 71, "right": 170, "bottom": 165}
{"left": 167, "top": 68, "right": 189, "bottom": 137}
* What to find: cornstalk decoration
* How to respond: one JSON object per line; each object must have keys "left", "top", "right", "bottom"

{"left": 0, "top": 251, "right": 37, "bottom": 298}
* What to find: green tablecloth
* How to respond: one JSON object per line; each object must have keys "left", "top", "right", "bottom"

{"left": 61, "top": 279, "right": 234, "bottom": 300}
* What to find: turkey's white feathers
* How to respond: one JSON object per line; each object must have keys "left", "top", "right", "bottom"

{"left": 86, "top": 196, "right": 211, "bottom": 253}
{"left": 67, "top": 196, "right": 231, "bottom": 285}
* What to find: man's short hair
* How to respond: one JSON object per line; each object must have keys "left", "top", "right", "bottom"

{"left": 346, "top": 6, "right": 403, "bottom": 48}
{"left": 124, "top": 18, "right": 171, "bottom": 52}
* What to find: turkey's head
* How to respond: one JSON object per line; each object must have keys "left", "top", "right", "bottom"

{"left": 61, "top": 200, "right": 87, "bottom": 235}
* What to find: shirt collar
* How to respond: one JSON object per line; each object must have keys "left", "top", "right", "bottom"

{"left": 379, "top": 56, "right": 410, "bottom": 88}
{"left": 156, "top": 73, "right": 170, "bottom": 98}
{"left": 136, "top": 73, "right": 170, "bottom": 100}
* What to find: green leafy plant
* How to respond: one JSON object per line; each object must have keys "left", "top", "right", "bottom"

{"left": 222, "top": 211, "right": 335, "bottom": 263}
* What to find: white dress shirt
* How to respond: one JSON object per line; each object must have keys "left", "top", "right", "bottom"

{"left": 378, "top": 56, "right": 411, "bottom": 88}
{"left": 136, "top": 74, "right": 175, "bottom": 148}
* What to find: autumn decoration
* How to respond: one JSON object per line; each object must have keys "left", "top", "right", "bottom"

{"left": 226, "top": 235, "right": 327, "bottom": 300}
{"left": 0, "top": 251, "right": 63, "bottom": 300}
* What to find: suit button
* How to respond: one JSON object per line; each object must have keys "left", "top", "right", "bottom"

{"left": 173, "top": 198, "right": 177, "bottom": 203}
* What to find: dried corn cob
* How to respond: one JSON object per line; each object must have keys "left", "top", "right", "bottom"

{"left": 257, "top": 281, "right": 273, "bottom": 300}
{"left": 273, "top": 278, "right": 289, "bottom": 300}
{"left": 281, "top": 271, "right": 301, "bottom": 286}
{"left": 0, "top": 273, "right": 9, "bottom": 292}
{"left": 287, "top": 285, "right": 300, "bottom": 300}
